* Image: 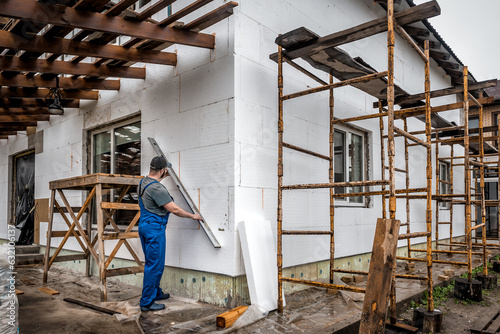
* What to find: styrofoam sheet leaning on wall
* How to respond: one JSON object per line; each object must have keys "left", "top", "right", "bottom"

{"left": 238, "top": 220, "right": 284, "bottom": 312}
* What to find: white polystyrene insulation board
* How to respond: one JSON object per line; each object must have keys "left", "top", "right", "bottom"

{"left": 238, "top": 220, "right": 284, "bottom": 312}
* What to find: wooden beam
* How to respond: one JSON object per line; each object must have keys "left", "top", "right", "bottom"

{"left": 0, "top": 125, "right": 30, "bottom": 131}
{"left": 135, "top": 0, "right": 175, "bottom": 21}
{"left": 429, "top": 50, "right": 451, "bottom": 60}
{"left": 0, "top": 31, "right": 177, "bottom": 66}
{"left": 0, "top": 75, "right": 119, "bottom": 90}
{"left": 0, "top": 0, "right": 214, "bottom": 50}
{"left": 398, "top": 97, "right": 494, "bottom": 118}
{"left": 375, "top": 79, "right": 497, "bottom": 108}
{"left": 0, "top": 115, "right": 50, "bottom": 122}
{"left": 183, "top": 2, "right": 238, "bottom": 32}
{"left": 0, "top": 131, "right": 17, "bottom": 136}
{"left": 0, "top": 56, "right": 145, "bottom": 79}
{"left": 415, "top": 37, "right": 441, "bottom": 50}
{"left": 0, "top": 99, "right": 79, "bottom": 108}
{"left": 0, "top": 87, "right": 98, "bottom": 100}
{"left": 270, "top": 1, "right": 441, "bottom": 60}
{"left": 159, "top": 0, "right": 214, "bottom": 26}
{"left": 359, "top": 219, "right": 401, "bottom": 333}
{"left": 403, "top": 25, "right": 430, "bottom": 37}
{"left": 107, "top": 0, "right": 141, "bottom": 16}
{"left": 0, "top": 107, "right": 47, "bottom": 113}
{"left": 435, "top": 59, "right": 460, "bottom": 70}
{"left": 0, "top": 121, "right": 38, "bottom": 128}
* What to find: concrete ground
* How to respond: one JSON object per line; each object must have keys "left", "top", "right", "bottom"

{"left": 16, "top": 248, "right": 500, "bottom": 334}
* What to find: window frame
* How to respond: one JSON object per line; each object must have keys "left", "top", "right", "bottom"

{"left": 90, "top": 116, "right": 141, "bottom": 175}
{"left": 334, "top": 125, "right": 367, "bottom": 207}
{"left": 438, "top": 160, "right": 451, "bottom": 209}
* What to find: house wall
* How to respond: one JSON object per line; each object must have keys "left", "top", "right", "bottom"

{"left": 232, "top": 0, "right": 465, "bottom": 272}
{"left": 1, "top": 0, "right": 467, "bottom": 304}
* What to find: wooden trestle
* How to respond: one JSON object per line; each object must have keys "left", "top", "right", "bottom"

{"left": 43, "top": 173, "right": 144, "bottom": 302}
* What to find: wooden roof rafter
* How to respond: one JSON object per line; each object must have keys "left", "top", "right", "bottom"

{"left": 0, "top": 0, "right": 238, "bottom": 139}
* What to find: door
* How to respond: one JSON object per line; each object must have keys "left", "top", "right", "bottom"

{"left": 14, "top": 151, "right": 35, "bottom": 245}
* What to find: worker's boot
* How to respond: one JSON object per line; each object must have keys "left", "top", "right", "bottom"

{"left": 157, "top": 292, "right": 170, "bottom": 301}
{"left": 141, "top": 303, "right": 165, "bottom": 312}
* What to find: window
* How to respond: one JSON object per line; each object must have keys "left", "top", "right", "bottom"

{"left": 91, "top": 118, "right": 141, "bottom": 225}
{"left": 334, "top": 127, "right": 366, "bottom": 205}
{"left": 469, "top": 117, "right": 479, "bottom": 129}
{"left": 438, "top": 161, "right": 451, "bottom": 209}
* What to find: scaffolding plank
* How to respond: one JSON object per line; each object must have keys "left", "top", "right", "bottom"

{"left": 148, "top": 137, "right": 221, "bottom": 248}
{"left": 359, "top": 218, "right": 401, "bottom": 333}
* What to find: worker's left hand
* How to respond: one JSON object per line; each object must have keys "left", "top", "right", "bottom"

{"left": 192, "top": 214, "right": 202, "bottom": 221}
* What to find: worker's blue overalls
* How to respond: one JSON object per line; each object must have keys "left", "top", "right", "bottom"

{"left": 138, "top": 179, "right": 171, "bottom": 308}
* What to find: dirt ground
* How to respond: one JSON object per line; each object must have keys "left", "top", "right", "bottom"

{"left": 15, "top": 252, "right": 500, "bottom": 334}
{"left": 398, "top": 270, "right": 500, "bottom": 334}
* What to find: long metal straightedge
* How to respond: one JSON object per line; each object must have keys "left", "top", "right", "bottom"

{"left": 148, "top": 137, "right": 221, "bottom": 248}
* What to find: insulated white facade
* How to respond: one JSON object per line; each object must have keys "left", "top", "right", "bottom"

{"left": 0, "top": 0, "right": 466, "bottom": 300}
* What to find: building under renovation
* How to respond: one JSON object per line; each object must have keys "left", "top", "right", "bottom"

{"left": 2, "top": 0, "right": 500, "bottom": 332}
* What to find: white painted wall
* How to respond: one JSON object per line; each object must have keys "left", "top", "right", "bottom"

{"left": 0, "top": 0, "right": 466, "bottom": 278}
{"left": 232, "top": 0, "right": 465, "bottom": 272}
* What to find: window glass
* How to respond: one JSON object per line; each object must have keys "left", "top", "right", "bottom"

{"left": 93, "top": 131, "right": 111, "bottom": 174}
{"left": 115, "top": 122, "right": 141, "bottom": 175}
{"left": 469, "top": 117, "right": 479, "bottom": 129}
{"left": 92, "top": 120, "right": 141, "bottom": 225}
{"left": 439, "top": 161, "right": 450, "bottom": 208}
{"left": 350, "top": 133, "right": 363, "bottom": 203}
{"left": 334, "top": 131, "right": 346, "bottom": 196}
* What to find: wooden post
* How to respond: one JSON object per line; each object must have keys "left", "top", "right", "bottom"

{"left": 424, "top": 40, "right": 434, "bottom": 312}
{"left": 359, "top": 218, "right": 401, "bottom": 334}
{"left": 329, "top": 74, "right": 335, "bottom": 285}
{"left": 96, "top": 183, "right": 107, "bottom": 301}
{"left": 277, "top": 44, "right": 284, "bottom": 313}
{"left": 43, "top": 190, "right": 56, "bottom": 283}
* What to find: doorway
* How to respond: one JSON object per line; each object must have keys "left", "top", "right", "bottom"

{"left": 13, "top": 151, "right": 35, "bottom": 245}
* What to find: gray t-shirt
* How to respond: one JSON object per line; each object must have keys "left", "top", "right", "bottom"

{"left": 137, "top": 176, "right": 173, "bottom": 216}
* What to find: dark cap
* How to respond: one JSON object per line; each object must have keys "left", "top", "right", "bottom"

{"left": 150, "top": 156, "right": 171, "bottom": 170}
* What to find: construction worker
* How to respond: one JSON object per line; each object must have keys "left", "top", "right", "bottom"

{"left": 138, "top": 156, "right": 202, "bottom": 311}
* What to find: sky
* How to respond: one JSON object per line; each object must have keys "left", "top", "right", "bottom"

{"left": 412, "top": 0, "right": 500, "bottom": 82}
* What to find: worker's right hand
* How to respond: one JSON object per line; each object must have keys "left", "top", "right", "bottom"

{"left": 192, "top": 214, "right": 202, "bottom": 221}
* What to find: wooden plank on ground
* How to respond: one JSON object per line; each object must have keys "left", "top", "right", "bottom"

{"left": 21, "top": 278, "right": 35, "bottom": 286}
{"left": 63, "top": 298, "right": 120, "bottom": 315}
{"left": 216, "top": 305, "right": 248, "bottom": 328}
{"left": 38, "top": 287, "right": 60, "bottom": 295}
{"left": 470, "top": 309, "right": 500, "bottom": 334}
{"left": 485, "top": 312, "right": 500, "bottom": 334}
{"left": 359, "top": 218, "right": 401, "bottom": 333}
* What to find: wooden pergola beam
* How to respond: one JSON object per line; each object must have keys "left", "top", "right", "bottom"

{"left": 159, "top": 0, "right": 214, "bottom": 26}
{"left": 183, "top": 1, "right": 238, "bottom": 32}
{"left": 0, "top": 121, "right": 38, "bottom": 127}
{"left": 0, "top": 87, "right": 98, "bottom": 100}
{"left": 0, "top": 126, "right": 30, "bottom": 131}
{"left": 0, "top": 31, "right": 177, "bottom": 66}
{"left": 0, "top": 115, "right": 50, "bottom": 122}
{"left": 0, "top": 131, "right": 18, "bottom": 136}
{"left": 0, "top": 75, "right": 119, "bottom": 91}
{"left": 0, "top": 0, "right": 214, "bottom": 50}
{"left": 134, "top": 0, "right": 175, "bottom": 21}
{"left": 0, "top": 99, "right": 79, "bottom": 108}
{"left": 0, "top": 108, "right": 49, "bottom": 115}
{"left": 0, "top": 56, "right": 145, "bottom": 79}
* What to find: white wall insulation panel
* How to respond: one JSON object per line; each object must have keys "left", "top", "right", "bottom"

{"left": 238, "top": 220, "right": 282, "bottom": 311}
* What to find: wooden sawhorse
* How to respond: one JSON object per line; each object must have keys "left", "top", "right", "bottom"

{"left": 43, "top": 173, "right": 144, "bottom": 301}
